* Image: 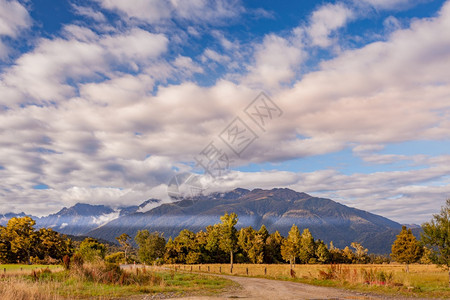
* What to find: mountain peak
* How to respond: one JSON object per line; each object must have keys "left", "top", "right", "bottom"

{"left": 88, "top": 187, "right": 403, "bottom": 253}
{"left": 55, "top": 203, "right": 114, "bottom": 217}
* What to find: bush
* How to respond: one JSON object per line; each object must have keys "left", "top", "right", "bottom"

{"left": 72, "top": 253, "right": 84, "bottom": 268}
{"left": 105, "top": 252, "right": 125, "bottom": 264}
{"left": 63, "top": 255, "right": 70, "bottom": 270}
{"left": 68, "top": 261, "right": 165, "bottom": 286}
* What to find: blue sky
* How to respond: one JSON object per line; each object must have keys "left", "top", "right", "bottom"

{"left": 0, "top": 0, "right": 450, "bottom": 224}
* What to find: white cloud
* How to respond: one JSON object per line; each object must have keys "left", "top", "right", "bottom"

{"left": 357, "top": 0, "right": 416, "bottom": 10}
{"left": 307, "top": 3, "right": 354, "bottom": 48}
{"left": 0, "top": 27, "right": 168, "bottom": 104}
{"left": 201, "top": 158, "right": 450, "bottom": 224}
{"left": 0, "top": 0, "right": 32, "bottom": 59}
{"left": 1, "top": 0, "right": 450, "bottom": 225}
{"left": 96, "top": 0, "right": 244, "bottom": 24}
{"left": 0, "top": 0, "right": 30, "bottom": 37}
{"left": 244, "top": 34, "right": 303, "bottom": 88}
{"left": 72, "top": 4, "right": 106, "bottom": 22}
{"left": 201, "top": 49, "right": 230, "bottom": 64}
{"left": 96, "top": 0, "right": 172, "bottom": 24}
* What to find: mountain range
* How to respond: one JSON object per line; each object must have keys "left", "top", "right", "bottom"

{"left": 1, "top": 188, "right": 418, "bottom": 254}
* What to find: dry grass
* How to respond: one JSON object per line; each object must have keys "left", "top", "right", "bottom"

{"left": 0, "top": 263, "right": 234, "bottom": 300}
{"left": 0, "top": 276, "right": 61, "bottom": 300}
{"left": 173, "top": 263, "right": 450, "bottom": 298}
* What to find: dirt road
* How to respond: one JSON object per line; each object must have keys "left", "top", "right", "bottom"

{"left": 168, "top": 274, "right": 386, "bottom": 300}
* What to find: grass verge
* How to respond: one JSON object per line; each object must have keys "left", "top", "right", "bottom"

{"left": 173, "top": 263, "right": 450, "bottom": 298}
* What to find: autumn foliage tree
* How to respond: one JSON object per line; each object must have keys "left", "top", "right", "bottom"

{"left": 0, "top": 217, "right": 72, "bottom": 264}
{"left": 218, "top": 212, "right": 238, "bottom": 271}
{"left": 391, "top": 226, "right": 423, "bottom": 272}
{"left": 281, "top": 224, "right": 301, "bottom": 269}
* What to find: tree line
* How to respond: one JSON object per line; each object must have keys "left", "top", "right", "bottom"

{"left": 1, "top": 199, "right": 449, "bottom": 283}
{"left": 0, "top": 216, "right": 72, "bottom": 264}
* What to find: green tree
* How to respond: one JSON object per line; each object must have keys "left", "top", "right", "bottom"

{"left": 249, "top": 233, "right": 265, "bottom": 263}
{"left": 391, "top": 226, "right": 423, "bottom": 272}
{"left": 205, "top": 224, "right": 227, "bottom": 263}
{"left": 299, "top": 228, "right": 316, "bottom": 263}
{"left": 238, "top": 226, "right": 255, "bottom": 262}
{"left": 281, "top": 224, "right": 301, "bottom": 269}
{"left": 218, "top": 212, "right": 238, "bottom": 270}
{"left": 135, "top": 230, "right": 165, "bottom": 264}
{"left": 116, "top": 233, "right": 131, "bottom": 263}
{"left": 171, "top": 229, "right": 200, "bottom": 264}
{"left": 328, "top": 242, "right": 348, "bottom": 264}
{"left": 265, "top": 231, "right": 284, "bottom": 263}
{"left": 0, "top": 217, "right": 73, "bottom": 264}
{"left": 0, "top": 225, "right": 12, "bottom": 263}
{"left": 78, "top": 238, "right": 107, "bottom": 262}
{"left": 315, "top": 240, "right": 330, "bottom": 264}
{"left": 342, "top": 246, "right": 355, "bottom": 263}
{"left": 37, "top": 228, "right": 73, "bottom": 262}
{"left": 195, "top": 230, "right": 208, "bottom": 263}
{"left": 421, "top": 199, "right": 450, "bottom": 285}
{"left": 257, "top": 225, "right": 269, "bottom": 243}
{"left": 105, "top": 252, "right": 125, "bottom": 263}
{"left": 7, "top": 217, "right": 38, "bottom": 264}
{"left": 164, "top": 237, "right": 178, "bottom": 264}
{"left": 351, "top": 242, "right": 370, "bottom": 264}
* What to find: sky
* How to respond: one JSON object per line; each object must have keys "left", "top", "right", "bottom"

{"left": 0, "top": 0, "right": 449, "bottom": 224}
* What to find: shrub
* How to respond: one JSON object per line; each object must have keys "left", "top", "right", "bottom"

{"left": 72, "top": 253, "right": 84, "bottom": 268}
{"left": 63, "top": 255, "right": 70, "bottom": 270}
{"left": 105, "top": 252, "right": 125, "bottom": 264}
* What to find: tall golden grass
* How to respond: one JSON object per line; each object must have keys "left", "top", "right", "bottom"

{"left": 173, "top": 263, "right": 450, "bottom": 297}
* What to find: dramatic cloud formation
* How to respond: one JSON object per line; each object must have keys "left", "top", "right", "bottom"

{"left": 0, "top": 0, "right": 449, "bottom": 224}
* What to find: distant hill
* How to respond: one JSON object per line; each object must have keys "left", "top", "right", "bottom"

{"left": 0, "top": 199, "right": 162, "bottom": 236}
{"left": 0, "top": 188, "right": 419, "bottom": 253}
{"left": 87, "top": 188, "right": 406, "bottom": 254}
{"left": 0, "top": 212, "right": 29, "bottom": 226}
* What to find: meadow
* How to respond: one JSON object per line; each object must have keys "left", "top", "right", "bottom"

{"left": 173, "top": 263, "right": 450, "bottom": 298}
{"left": 1, "top": 262, "right": 449, "bottom": 298}
{"left": 0, "top": 263, "right": 235, "bottom": 300}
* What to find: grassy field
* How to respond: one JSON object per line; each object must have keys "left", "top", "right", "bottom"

{"left": 173, "top": 263, "right": 450, "bottom": 298}
{"left": 0, "top": 264, "right": 235, "bottom": 299}
{"left": 1, "top": 264, "right": 62, "bottom": 276}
